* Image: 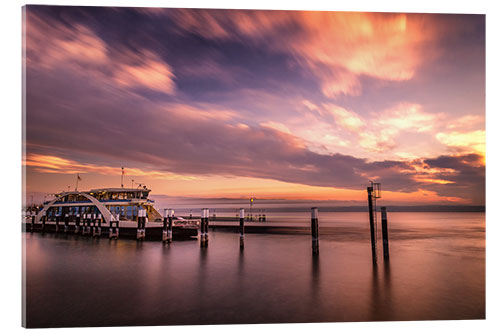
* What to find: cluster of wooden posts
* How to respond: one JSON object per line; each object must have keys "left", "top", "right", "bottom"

{"left": 29, "top": 212, "right": 107, "bottom": 238}
{"left": 367, "top": 183, "right": 390, "bottom": 262}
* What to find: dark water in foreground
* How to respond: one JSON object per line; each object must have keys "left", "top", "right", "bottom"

{"left": 23, "top": 212, "right": 485, "bottom": 327}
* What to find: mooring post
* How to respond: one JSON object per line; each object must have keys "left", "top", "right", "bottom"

{"left": 109, "top": 213, "right": 119, "bottom": 239}
{"left": 200, "top": 208, "right": 208, "bottom": 247}
{"left": 108, "top": 214, "right": 114, "bottom": 239}
{"left": 95, "top": 213, "right": 102, "bottom": 237}
{"left": 91, "top": 214, "right": 96, "bottom": 236}
{"left": 82, "top": 214, "right": 89, "bottom": 235}
{"left": 381, "top": 207, "right": 389, "bottom": 259}
{"left": 136, "top": 209, "right": 142, "bottom": 240}
{"left": 55, "top": 214, "right": 60, "bottom": 233}
{"left": 200, "top": 208, "right": 205, "bottom": 247}
{"left": 199, "top": 208, "right": 204, "bottom": 246}
{"left": 30, "top": 213, "right": 35, "bottom": 232}
{"left": 311, "top": 207, "right": 319, "bottom": 255}
{"left": 137, "top": 209, "right": 146, "bottom": 240}
{"left": 64, "top": 214, "right": 69, "bottom": 233}
{"left": 115, "top": 213, "right": 120, "bottom": 238}
{"left": 205, "top": 208, "right": 209, "bottom": 246}
{"left": 367, "top": 186, "right": 377, "bottom": 263}
{"left": 168, "top": 209, "right": 174, "bottom": 243}
{"left": 162, "top": 209, "right": 168, "bottom": 242}
{"left": 239, "top": 208, "right": 245, "bottom": 249}
{"left": 75, "top": 214, "right": 80, "bottom": 234}
{"left": 87, "top": 214, "right": 92, "bottom": 235}
{"left": 82, "top": 214, "right": 87, "bottom": 235}
{"left": 92, "top": 213, "right": 96, "bottom": 236}
{"left": 41, "top": 212, "right": 46, "bottom": 232}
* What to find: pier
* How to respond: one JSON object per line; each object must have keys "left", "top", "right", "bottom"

{"left": 23, "top": 183, "right": 390, "bottom": 260}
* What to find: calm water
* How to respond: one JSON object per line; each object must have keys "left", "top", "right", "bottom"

{"left": 23, "top": 212, "right": 485, "bottom": 327}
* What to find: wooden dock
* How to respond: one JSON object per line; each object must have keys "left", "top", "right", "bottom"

{"left": 23, "top": 220, "right": 198, "bottom": 240}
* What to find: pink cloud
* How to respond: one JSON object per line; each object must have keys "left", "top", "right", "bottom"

{"left": 323, "top": 103, "right": 365, "bottom": 132}
{"left": 166, "top": 10, "right": 445, "bottom": 98}
{"left": 113, "top": 51, "right": 176, "bottom": 94}
{"left": 25, "top": 11, "right": 176, "bottom": 95}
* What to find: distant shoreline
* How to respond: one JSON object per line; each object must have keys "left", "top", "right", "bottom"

{"left": 303, "top": 205, "right": 486, "bottom": 213}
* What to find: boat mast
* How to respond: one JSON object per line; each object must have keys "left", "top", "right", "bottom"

{"left": 121, "top": 167, "right": 124, "bottom": 188}
{"left": 75, "top": 173, "right": 81, "bottom": 191}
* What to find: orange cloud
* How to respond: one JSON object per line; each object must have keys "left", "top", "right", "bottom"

{"left": 290, "top": 12, "right": 430, "bottom": 97}
{"left": 24, "top": 154, "right": 197, "bottom": 180}
{"left": 436, "top": 130, "right": 485, "bottom": 155}
{"left": 168, "top": 11, "right": 441, "bottom": 98}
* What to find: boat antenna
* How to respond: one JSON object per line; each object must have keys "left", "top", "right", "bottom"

{"left": 121, "top": 167, "right": 124, "bottom": 188}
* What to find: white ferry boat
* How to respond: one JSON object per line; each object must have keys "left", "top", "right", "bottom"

{"left": 35, "top": 186, "right": 162, "bottom": 224}
{"left": 29, "top": 186, "right": 199, "bottom": 239}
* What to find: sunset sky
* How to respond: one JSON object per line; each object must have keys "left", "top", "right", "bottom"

{"left": 23, "top": 6, "right": 485, "bottom": 206}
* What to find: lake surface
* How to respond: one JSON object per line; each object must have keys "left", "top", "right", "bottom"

{"left": 23, "top": 212, "right": 485, "bottom": 328}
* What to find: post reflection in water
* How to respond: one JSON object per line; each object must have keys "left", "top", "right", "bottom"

{"left": 369, "top": 260, "right": 394, "bottom": 321}
{"left": 370, "top": 262, "right": 381, "bottom": 321}
{"left": 309, "top": 254, "right": 320, "bottom": 305}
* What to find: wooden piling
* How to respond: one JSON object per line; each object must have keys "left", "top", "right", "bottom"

{"left": 168, "top": 209, "right": 174, "bottom": 243}
{"left": 30, "top": 213, "right": 35, "bottom": 232}
{"left": 381, "top": 207, "right": 389, "bottom": 259}
{"left": 41, "top": 212, "right": 46, "bottom": 232}
{"left": 55, "top": 214, "right": 60, "bottom": 233}
{"left": 64, "top": 214, "right": 69, "bottom": 233}
{"left": 137, "top": 209, "right": 146, "bottom": 240}
{"left": 162, "top": 209, "right": 168, "bottom": 242}
{"left": 83, "top": 214, "right": 91, "bottom": 235}
{"left": 311, "top": 207, "right": 319, "bottom": 255}
{"left": 367, "top": 186, "right": 377, "bottom": 263}
{"left": 136, "top": 209, "right": 142, "bottom": 240}
{"left": 109, "top": 213, "right": 119, "bottom": 239}
{"left": 239, "top": 208, "right": 245, "bottom": 248}
{"left": 200, "top": 208, "right": 209, "bottom": 247}
{"left": 75, "top": 214, "right": 80, "bottom": 234}
{"left": 95, "top": 214, "right": 102, "bottom": 237}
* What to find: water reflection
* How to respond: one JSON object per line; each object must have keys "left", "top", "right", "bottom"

{"left": 24, "top": 212, "right": 485, "bottom": 327}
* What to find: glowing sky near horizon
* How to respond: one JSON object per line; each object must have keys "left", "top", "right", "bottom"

{"left": 23, "top": 6, "right": 485, "bottom": 205}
